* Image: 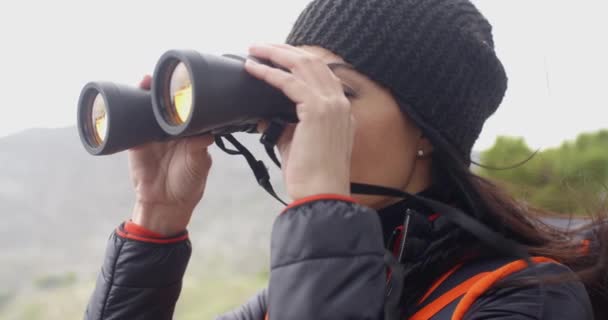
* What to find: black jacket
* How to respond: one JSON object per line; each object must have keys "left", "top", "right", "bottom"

{"left": 83, "top": 197, "right": 592, "bottom": 320}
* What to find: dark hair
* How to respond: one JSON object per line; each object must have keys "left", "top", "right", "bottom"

{"left": 398, "top": 106, "right": 608, "bottom": 319}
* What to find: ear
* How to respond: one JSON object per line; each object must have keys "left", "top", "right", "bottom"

{"left": 417, "top": 136, "right": 434, "bottom": 157}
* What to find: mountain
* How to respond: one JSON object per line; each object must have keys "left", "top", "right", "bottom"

{"left": 0, "top": 127, "right": 285, "bottom": 293}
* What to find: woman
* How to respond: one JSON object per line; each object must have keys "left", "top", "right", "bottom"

{"left": 84, "top": 0, "right": 607, "bottom": 319}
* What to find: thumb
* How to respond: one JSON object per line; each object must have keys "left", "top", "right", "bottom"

{"left": 185, "top": 134, "right": 215, "bottom": 151}
{"left": 184, "top": 135, "right": 214, "bottom": 174}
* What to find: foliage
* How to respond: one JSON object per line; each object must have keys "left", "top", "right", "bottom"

{"left": 478, "top": 130, "right": 608, "bottom": 214}
{"left": 175, "top": 271, "right": 268, "bottom": 320}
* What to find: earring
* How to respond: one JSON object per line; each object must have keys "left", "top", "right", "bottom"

{"left": 417, "top": 150, "right": 424, "bottom": 157}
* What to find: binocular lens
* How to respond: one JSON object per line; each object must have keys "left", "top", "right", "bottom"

{"left": 169, "top": 62, "right": 193, "bottom": 125}
{"left": 91, "top": 93, "right": 108, "bottom": 146}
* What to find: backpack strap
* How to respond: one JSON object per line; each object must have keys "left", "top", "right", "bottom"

{"left": 408, "top": 256, "right": 557, "bottom": 320}
{"left": 417, "top": 263, "right": 463, "bottom": 305}
{"left": 451, "top": 256, "right": 556, "bottom": 320}
{"left": 410, "top": 272, "right": 489, "bottom": 320}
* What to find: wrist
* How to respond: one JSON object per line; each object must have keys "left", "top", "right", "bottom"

{"left": 131, "top": 201, "right": 192, "bottom": 237}
{"left": 284, "top": 193, "right": 357, "bottom": 212}
{"left": 290, "top": 177, "right": 350, "bottom": 201}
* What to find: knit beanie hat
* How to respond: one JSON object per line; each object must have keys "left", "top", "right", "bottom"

{"left": 286, "top": 0, "right": 508, "bottom": 160}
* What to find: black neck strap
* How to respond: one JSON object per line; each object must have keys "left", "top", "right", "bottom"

{"left": 259, "top": 119, "right": 286, "bottom": 169}
{"left": 215, "top": 134, "right": 287, "bottom": 206}
{"left": 350, "top": 182, "right": 529, "bottom": 260}
{"left": 217, "top": 127, "right": 530, "bottom": 264}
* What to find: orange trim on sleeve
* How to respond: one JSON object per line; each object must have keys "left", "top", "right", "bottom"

{"left": 124, "top": 220, "right": 166, "bottom": 238}
{"left": 417, "top": 263, "right": 464, "bottom": 305}
{"left": 410, "top": 271, "right": 489, "bottom": 320}
{"left": 451, "top": 256, "right": 558, "bottom": 320}
{"left": 115, "top": 227, "right": 189, "bottom": 244}
{"left": 281, "top": 194, "right": 357, "bottom": 214}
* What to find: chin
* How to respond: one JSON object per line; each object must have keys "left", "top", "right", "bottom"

{"left": 352, "top": 194, "right": 378, "bottom": 209}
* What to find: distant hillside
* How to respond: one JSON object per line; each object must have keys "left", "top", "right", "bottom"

{"left": 0, "top": 127, "right": 285, "bottom": 293}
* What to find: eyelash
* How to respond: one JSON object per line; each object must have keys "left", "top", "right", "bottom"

{"left": 343, "top": 85, "right": 357, "bottom": 99}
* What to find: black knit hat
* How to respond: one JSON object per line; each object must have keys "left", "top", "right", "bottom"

{"left": 286, "top": 0, "right": 508, "bottom": 160}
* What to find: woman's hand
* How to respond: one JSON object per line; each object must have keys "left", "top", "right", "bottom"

{"left": 129, "top": 75, "right": 214, "bottom": 236}
{"left": 245, "top": 44, "right": 355, "bottom": 201}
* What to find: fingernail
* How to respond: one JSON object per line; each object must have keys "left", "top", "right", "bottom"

{"left": 248, "top": 43, "right": 266, "bottom": 52}
{"left": 245, "top": 59, "right": 258, "bottom": 67}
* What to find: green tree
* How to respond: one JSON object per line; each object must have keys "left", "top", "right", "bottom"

{"left": 478, "top": 130, "right": 608, "bottom": 214}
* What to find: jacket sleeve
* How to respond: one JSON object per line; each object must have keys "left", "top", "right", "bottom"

{"left": 84, "top": 222, "right": 192, "bottom": 320}
{"left": 267, "top": 195, "right": 386, "bottom": 320}
{"left": 215, "top": 288, "right": 268, "bottom": 320}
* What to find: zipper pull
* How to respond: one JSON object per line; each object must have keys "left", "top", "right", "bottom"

{"left": 397, "top": 209, "right": 414, "bottom": 263}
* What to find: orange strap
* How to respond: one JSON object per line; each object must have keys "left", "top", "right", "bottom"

{"left": 409, "top": 256, "right": 558, "bottom": 320}
{"left": 418, "top": 263, "right": 463, "bottom": 305}
{"left": 451, "top": 256, "right": 557, "bottom": 320}
{"left": 409, "top": 272, "right": 489, "bottom": 320}
{"left": 267, "top": 257, "right": 558, "bottom": 320}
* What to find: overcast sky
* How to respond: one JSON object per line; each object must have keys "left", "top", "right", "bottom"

{"left": 0, "top": 0, "right": 605, "bottom": 151}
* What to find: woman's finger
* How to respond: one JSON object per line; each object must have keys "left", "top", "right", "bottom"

{"left": 249, "top": 44, "right": 306, "bottom": 71}
{"left": 186, "top": 134, "right": 215, "bottom": 148}
{"left": 244, "top": 59, "right": 313, "bottom": 105}
{"left": 249, "top": 44, "right": 342, "bottom": 94}
{"left": 268, "top": 43, "right": 312, "bottom": 55}
{"left": 184, "top": 135, "right": 215, "bottom": 158}
{"left": 270, "top": 43, "right": 344, "bottom": 92}
{"left": 139, "top": 75, "right": 152, "bottom": 90}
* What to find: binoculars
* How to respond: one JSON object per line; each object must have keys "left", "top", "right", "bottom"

{"left": 77, "top": 50, "right": 297, "bottom": 155}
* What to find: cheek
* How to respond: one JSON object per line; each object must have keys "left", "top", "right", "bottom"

{"left": 276, "top": 124, "right": 296, "bottom": 163}
{"left": 349, "top": 98, "right": 419, "bottom": 190}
